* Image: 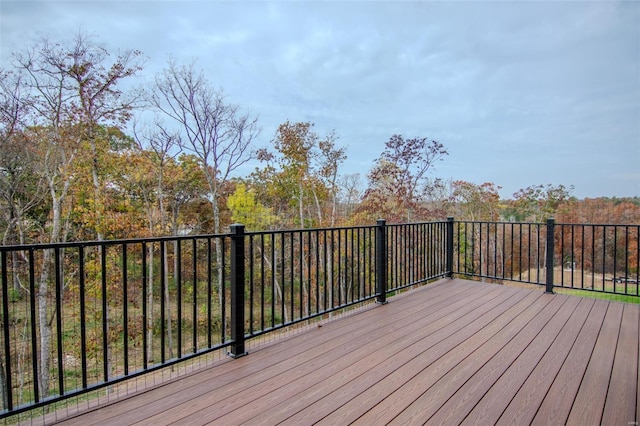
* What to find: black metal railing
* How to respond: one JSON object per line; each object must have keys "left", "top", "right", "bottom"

{"left": 0, "top": 218, "right": 637, "bottom": 418}
{"left": 228, "top": 221, "right": 449, "bottom": 356}
{"left": 452, "top": 218, "right": 640, "bottom": 296}
{"left": 0, "top": 234, "right": 233, "bottom": 418}
{"left": 0, "top": 220, "right": 449, "bottom": 418}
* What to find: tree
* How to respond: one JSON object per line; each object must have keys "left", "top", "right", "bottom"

{"left": 133, "top": 121, "right": 181, "bottom": 236}
{"left": 318, "top": 132, "right": 346, "bottom": 226}
{"left": 448, "top": 181, "right": 503, "bottom": 281}
{"left": 359, "top": 134, "right": 448, "bottom": 222}
{"left": 63, "top": 33, "right": 144, "bottom": 241}
{"left": 252, "top": 122, "right": 345, "bottom": 319}
{"left": 13, "top": 40, "right": 85, "bottom": 397}
{"left": 11, "top": 32, "right": 143, "bottom": 396}
{"left": 149, "top": 59, "right": 258, "bottom": 312}
{"left": 256, "top": 121, "right": 345, "bottom": 228}
{"left": 512, "top": 184, "right": 574, "bottom": 222}
{"left": 150, "top": 59, "right": 258, "bottom": 234}
{"left": 0, "top": 70, "right": 46, "bottom": 248}
{"left": 508, "top": 184, "right": 574, "bottom": 282}
{"left": 449, "top": 181, "right": 501, "bottom": 221}
{"left": 337, "top": 173, "right": 363, "bottom": 223}
{"left": 227, "top": 183, "right": 278, "bottom": 231}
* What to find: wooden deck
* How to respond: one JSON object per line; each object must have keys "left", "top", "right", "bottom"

{"left": 52, "top": 278, "right": 639, "bottom": 425}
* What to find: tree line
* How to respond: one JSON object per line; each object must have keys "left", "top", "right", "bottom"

{"left": 1, "top": 33, "right": 639, "bottom": 249}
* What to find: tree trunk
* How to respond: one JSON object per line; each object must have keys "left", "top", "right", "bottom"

{"left": 258, "top": 247, "right": 288, "bottom": 323}
{"left": 146, "top": 244, "right": 154, "bottom": 363}
{"left": 164, "top": 245, "right": 173, "bottom": 361}
{"left": 37, "top": 250, "right": 52, "bottom": 397}
{"left": 36, "top": 180, "right": 67, "bottom": 397}
{"left": 90, "top": 137, "right": 104, "bottom": 242}
{"left": 0, "top": 348, "right": 7, "bottom": 409}
{"left": 212, "top": 203, "right": 225, "bottom": 337}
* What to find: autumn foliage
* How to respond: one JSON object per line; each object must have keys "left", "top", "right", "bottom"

{"left": 1, "top": 33, "right": 638, "bottom": 247}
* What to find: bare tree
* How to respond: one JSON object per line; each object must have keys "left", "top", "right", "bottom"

{"left": 62, "top": 32, "right": 144, "bottom": 240}
{"left": 149, "top": 59, "right": 259, "bottom": 315}
{"left": 13, "top": 39, "right": 80, "bottom": 397}
{"left": 338, "top": 173, "right": 363, "bottom": 221}
{"left": 150, "top": 60, "right": 258, "bottom": 233}
{"left": 12, "top": 32, "right": 143, "bottom": 396}
{"left": 0, "top": 70, "right": 45, "bottom": 249}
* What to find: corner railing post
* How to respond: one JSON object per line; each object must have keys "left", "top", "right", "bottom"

{"left": 375, "top": 219, "right": 388, "bottom": 304}
{"left": 446, "top": 217, "right": 455, "bottom": 278}
{"left": 229, "top": 224, "right": 247, "bottom": 358}
{"left": 545, "top": 218, "right": 555, "bottom": 294}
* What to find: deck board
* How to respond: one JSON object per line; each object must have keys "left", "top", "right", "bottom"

{"left": 431, "top": 295, "right": 577, "bottom": 425}
{"left": 177, "top": 283, "right": 494, "bottom": 425}
{"left": 492, "top": 297, "right": 596, "bottom": 425}
{"left": 602, "top": 304, "right": 639, "bottom": 425}
{"left": 63, "top": 280, "right": 463, "bottom": 425}
{"left": 566, "top": 301, "right": 624, "bottom": 425}
{"left": 251, "top": 286, "right": 520, "bottom": 425}
{"left": 141, "top": 282, "right": 482, "bottom": 425}
{"left": 318, "top": 286, "right": 534, "bottom": 425}
{"left": 456, "top": 294, "right": 582, "bottom": 425}
{"left": 50, "top": 278, "right": 639, "bottom": 426}
{"left": 531, "top": 298, "right": 609, "bottom": 425}
{"left": 387, "top": 292, "right": 565, "bottom": 425}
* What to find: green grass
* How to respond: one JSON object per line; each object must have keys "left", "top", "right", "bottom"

{"left": 555, "top": 287, "right": 640, "bottom": 304}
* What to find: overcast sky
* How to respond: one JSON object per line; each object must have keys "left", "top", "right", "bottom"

{"left": 1, "top": 1, "right": 639, "bottom": 199}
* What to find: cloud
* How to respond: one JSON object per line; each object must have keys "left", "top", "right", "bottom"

{"left": 1, "top": 0, "right": 638, "bottom": 199}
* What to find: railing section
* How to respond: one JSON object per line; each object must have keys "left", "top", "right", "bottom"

{"left": 0, "top": 235, "right": 231, "bottom": 417}
{"left": 0, "top": 218, "right": 637, "bottom": 418}
{"left": 553, "top": 222, "right": 640, "bottom": 294}
{"left": 452, "top": 220, "right": 640, "bottom": 296}
{"left": 238, "top": 222, "right": 448, "bottom": 342}
{"left": 386, "top": 221, "right": 449, "bottom": 293}
{"left": 0, "top": 221, "right": 449, "bottom": 418}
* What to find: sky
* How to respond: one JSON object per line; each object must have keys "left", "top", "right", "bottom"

{"left": 1, "top": 0, "right": 639, "bottom": 199}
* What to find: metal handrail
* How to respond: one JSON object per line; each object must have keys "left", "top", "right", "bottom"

{"left": 0, "top": 218, "right": 638, "bottom": 418}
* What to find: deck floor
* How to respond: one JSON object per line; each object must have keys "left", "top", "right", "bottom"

{"left": 52, "top": 278, "right": 639, "bottom": 425}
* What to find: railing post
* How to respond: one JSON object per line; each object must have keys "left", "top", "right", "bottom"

{"left": 229, "top": 224, "right": 247, "bottom": 358}
{"left": 545, "top": 218, "right": 555, "bottom": 294}
{"left": 376, "top": 219, "right": 388, "bottom": 304}
{"left": 446, "top": 217, "right": 455, "bottom": 278}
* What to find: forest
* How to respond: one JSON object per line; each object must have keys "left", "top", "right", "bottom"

{"left": 1, "top": 33, "right": 639, "bottom": 249}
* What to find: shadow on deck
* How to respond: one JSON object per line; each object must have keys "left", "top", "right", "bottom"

{"left": 50, "top": 278, "right": 638, "bottom": 425}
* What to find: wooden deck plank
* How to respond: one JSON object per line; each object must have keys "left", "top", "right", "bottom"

{"left": 269, "top": 286, "right": 527, "bottom": 425}
{"left": 49, "top": 279, "right": 638, "bottom": 426}
{"left": 353, "top": 289, "right": 553, "bottom": 425}
{"left": 64, "top": 279, "right": 464, "bottom": 425}
{"left": 316, "top": 286, "right": 536, "bottom": 426}
{"left": 171, "top": 282, "right": 504, "bottom": 425}
{"left": 601, "top": 303, "right": 639, "bottom": 425}
{"left": 115, "top": 280, "right": 478, "bottom": 425}
{"left": 457, "top": 294, "right": 584, "bottom": 425}
{"left": 387, "top": 293, "right": 566, "bottom": 425}
{"left": 494, "top": 297, "right": 596, "bottom": 425}
{"left": 532, "top": 299, "right": 610, "bottom": 425}
{"left": 566, "top": 302, "right": 624, "bottom": 425}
